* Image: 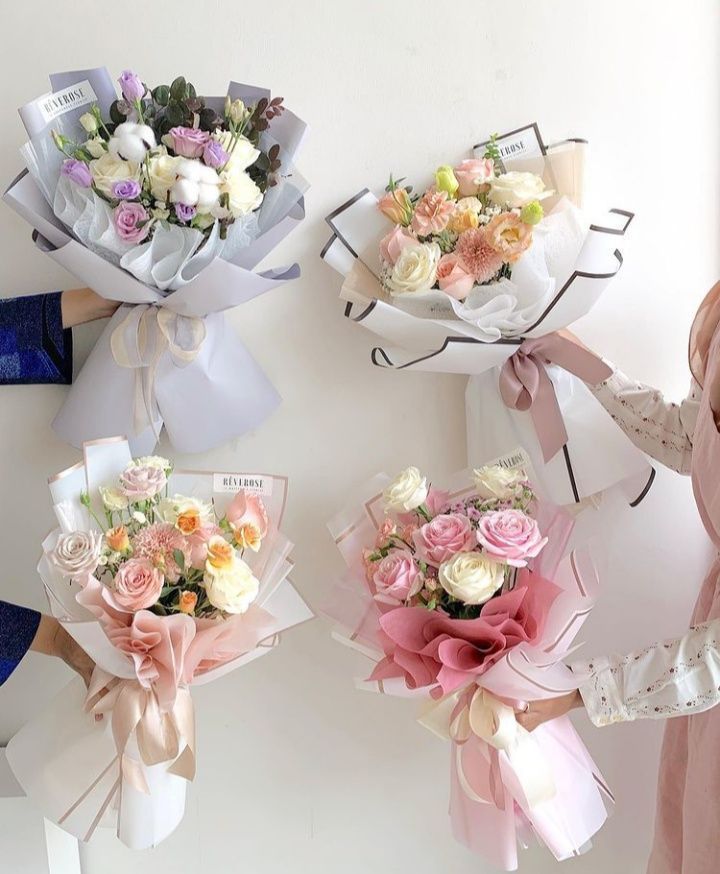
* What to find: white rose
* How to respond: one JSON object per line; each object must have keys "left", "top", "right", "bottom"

{"left": 383, "top": 466, "right": 428, "bottom": 512}
{"left": 386, "top": 242, "right": 441, "bottom": 295}
{"left": 157, "top": 495, "right": 213, "bottom": 527}
{"left": 99, "top": 486, "right": 129, "bottom": 512}
{"left": 50, "top": 530, "right": 103, "bottom": 579}
{"left": 85, "top": 137, "right": 106, "bottom": 158}
{"left": 147, "top": 154, "right": 182, "bottom": 202}
{"left": 108, "top": 122, "right": 157, "bottom": 164}
{"left": 90, "top": 152, "right": 140, "bottom": 198}
{"left": 170, "top": 158, "right": 221, "bottom": 210}
{"left": 79, "top": 112, "right": 98, "bottom": 134}
{"left": 456, "top": 196, "right": 483, "bottom": 215}
{"left": 132, "top": 455, "right": 171, "bottom": 470}
{"left": 438, "top": 552, "right": 505, "bottom": 605}
{"left": 473, "top": 465, "right": 527, "bottom": 501}
{"left": 204, "top": 558, "right": 260, "bottom": 614}
{"left": 488, "top": 172, "right": 553, "bottom": 209}
{"left": 212, "top": 132, "right": 260, "bottom": 172}
{"left": 219, "top": 167, "right": 263, "bottom": 217}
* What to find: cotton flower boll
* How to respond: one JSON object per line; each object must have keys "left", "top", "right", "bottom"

{"left": 170, "top": 158, "right": 221, "bottom": 210}
{"left": 108, "top": 122, "right": 157, "bottom": 163}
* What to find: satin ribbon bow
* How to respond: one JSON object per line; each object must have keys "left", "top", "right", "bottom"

{"left": 498, "top": 333, "right": 613, "bottom": 462}
{"left": 419, "top": 686, "right": 556, "bottom": 811}
{"left": 110, "top": 305, "right": 206, "bottom": 438}
{"left": 58, "top": 676, "right": 196, "bottom": 843}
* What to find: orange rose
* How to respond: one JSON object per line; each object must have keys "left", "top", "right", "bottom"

{"left": 484, "top": 212, "right": 533, "bottom": 263}
{"left": 178, "top": 591, "right": 198, "bottom": 615}
{"left": 176, "top": 507, "right": 202, "bottom": 535}
{"left": 448, "top": 207, "right": 479, "bottom": 234}
{"left": 378, "top": 188, "right": 413, "bottom": 226}
{"left": 206, "top": 535, "right": 235, "bottom": 571}
{"left": 106, "top": 525, "right": 130, "bottom": 553}
{"left": 232, "top": 523, "right": 262, "bottom": 552}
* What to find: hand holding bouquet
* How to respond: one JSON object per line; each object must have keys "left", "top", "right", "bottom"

{"left": 326, "top": 462, "right": 611, "bottom": 870}
{"left": 5, "top": 68, "right": 308, "bottom": 453}
{"left": 6, "top": 438, "right": 312, "bottom": 849}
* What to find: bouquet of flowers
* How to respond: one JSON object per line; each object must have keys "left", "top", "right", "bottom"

{"left": 326, "top": 462, "right": 612, "bottom": 870}
{"left": 321, "top": 126, "right": 653, "bottom": 507}
{"left": 6, "top": 437, "right": 312, "bottom": 849}
{"left": 4, "top": 67, "right": 308, "bottom": 453}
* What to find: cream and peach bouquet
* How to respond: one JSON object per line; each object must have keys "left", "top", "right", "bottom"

{"left": 378, "top": 141, "right": 552, "bottom": 305}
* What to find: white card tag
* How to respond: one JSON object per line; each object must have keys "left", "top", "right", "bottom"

{"left": 32, "top": 80, "right": 98, "bottom": 125}
{"left": 213, "top": 474, "right": 273, "bottom": 497}
{"left": 473, "top": 122, "right": 546, "bottom": 165}
{"left": 483, "top": 447, "right": 537, "bottom": 482}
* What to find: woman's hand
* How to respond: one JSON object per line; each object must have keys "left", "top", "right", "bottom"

{"left": 31, "top": 615, "right": 95, "bottom": 686}
{"left": 515, "top": 690, "right": 583, "bottom": 732}
{"left": 60, "top": 287, "right": 120, "bottom": 328}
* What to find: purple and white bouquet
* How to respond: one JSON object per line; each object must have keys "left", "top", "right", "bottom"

{"left": 5, "top": 68, "right": 308, "bottom": 453}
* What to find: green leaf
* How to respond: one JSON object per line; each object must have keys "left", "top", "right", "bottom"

{"left": 165, "top": 104, "right": 185, "bottom": 127}
{"left": 170, "top": 77, "right": 187, "bottom": 101}
{"left": 109, "top": 100, "right": 126, "bottom": 125}
{"left": 152, "top": 85, "right": 170, "bottom": 106}
{"left": 173, "top": 549, "right": 185, "bottom": 570}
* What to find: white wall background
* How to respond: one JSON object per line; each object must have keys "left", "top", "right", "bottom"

{"left": 0, "top": 1, "right": 718, "bottom": 872}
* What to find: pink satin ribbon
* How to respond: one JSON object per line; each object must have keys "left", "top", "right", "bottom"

{"left": 499, "top": 333, "right": 612, "bottom": 462}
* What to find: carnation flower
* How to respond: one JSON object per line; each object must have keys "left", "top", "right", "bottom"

{"left": 454, "top": 228, "right": 505, "bottom": 283}
{"left": 131, "top": 522, "right": 188, "bottom": 583}
{"left": 411, "top": 190, "right": 455, "bottom": 236}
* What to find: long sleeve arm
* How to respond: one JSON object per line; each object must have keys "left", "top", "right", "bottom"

{"left": 0, "top": 292, "right": 72, "bottom": 385}
{"left": 588, "top": 368, "right": 700, "bottom": 475}
{"left": 0, "top": 601, "right": 40, "bottom": 685}
{"left": 572, "top": 620, "right": 720, "bottom": 726}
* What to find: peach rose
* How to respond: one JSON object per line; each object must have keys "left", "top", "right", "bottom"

{"left": 380, "top": 225, "right": 416, "bottom": 265}
{"left": 176, "top": 507, "right": 202, "bottom": 535}
{"left": 111, "top": 558, "right": 164, "bottom": 611}
{"left": 484, "top": 212, "right": 533, "bottom": 263}
{"left": 178, "top": 591, "right": 198, "bottom": 615}
{"left": 454, "top": 158, "right": 495, "bottom": 196}
{"left": 232, "top": 523, "right": 263, "bottom": 552}
{"left": 226, "top": 492, "right": 269, "bottom": 540}
{"left": 436, "top": 253, "right": 475, "bottom": 301}
{"left": 206, "top": 535, "right": 235, "bottom": 571}
{"left": 106, "top": 525, "right": 130, "bottom": 553}
{"left": 378, "top": 188, "right": 413, "bottom": 226}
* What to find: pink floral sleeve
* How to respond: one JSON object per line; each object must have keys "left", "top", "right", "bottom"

{"left": 588, "top": 367, "right": 701, "bottom": 475}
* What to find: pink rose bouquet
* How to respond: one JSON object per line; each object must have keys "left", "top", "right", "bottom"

{"left": 6, "top": 438, "right": 311, "bottom": 850}
{"left": 326, "top": 464, "right": 612, "bottom": 870}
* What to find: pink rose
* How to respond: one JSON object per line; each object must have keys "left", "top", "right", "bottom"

{"left": 454, "top": 158, "right": 495, "bottom": 196}
{"left": 114, "top": 201, "right": 150, "bottom": 244}
{"left": 412, "top": 513, "right": 476, "bottom": 566}
{"left": 411, "top": 189, "right": 455, "bottom": 236}
{"left": 226, "top": 491, "right": 269, "bottom": 538}
{"left": 110, "top": 558, "right": 164, "bottom": 611}
{"left": 169, "top": 126, "right": 210, "bottom": 158}
{"left": 436, "top": 253, "right": 475, "bottom": 301}
{"left": 376, "top": 517, "right": 397, "bottom": 547}
{"left": 373, "top": 549, "right": 423, "bottom": 602}
{"left": 476, "top": 510, "right": 548, "bottom": 568}
{"left": 379, "top": 226, "right": 416, "bottom": 265}
{"left": 120, "top": 464, "right": 167, "bottom": 500}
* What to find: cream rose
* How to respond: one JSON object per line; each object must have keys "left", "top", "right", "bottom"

{"left": 85, "top": 137, "right": 106, "bottom": 159}
{"left": 89, "top": 152, "right": 140, "bottom": 198}
{"left": 219, "top": 167, "right": 263, "bottom": 217}
{"left": 438, "top": 552, "right": 505, "bottom": 605}
{"left": 473, "top": 465, "right": 527, "bottom": 501}
{"left": 488, "top": 172, "right": 552, "bottom": 208}
{"left": 99, "top": 486, "right": 129, "bottom": 512}
{"left": 132, "top": 455, "right": 171, "bottom": 471}
{"left": 212, "top": 132, "right": 260, "bottom": 172}
{"left": 147, "top": 154, "right": 183, "bottom": 202}
{"left": 204, "top": 557, "right": 260, "bottom": 614}
{"left": 50, "top": 530, "right": 103, "bottom": 579}
{"left": 385, "top": 242, "right": 441, "bottom": 295}
{"left": 383, "top": 467, "right": 428, "bottom": 512}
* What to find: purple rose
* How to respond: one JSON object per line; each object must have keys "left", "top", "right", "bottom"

{"left": 169, "top": 126, "right": 210, "bottom": 158}
{"left": 174, "top": 203, "right": 197, "bottom": 223}
{"left": 118, "top": 70, "right": 145, "bottom": 103}
{"left": 202, "top": 139, "right": 229, "bottom": 169}
{"left": 114, "top": 201, "right": 151, "bottom": 244}
{"left": 61, "top": 158, "right": 92, "bottom": 188}
{"left": 111, "top": 179, "right": 141, "bottom": 200}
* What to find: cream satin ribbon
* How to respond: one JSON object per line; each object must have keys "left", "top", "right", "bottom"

{"left": 419, "top": 686, "right": 556, "bottom": 810}
{"left": 57, "top": 678, "right": 196, "bottom": 843}
{"left": 110, "top": 305, "right": 207, "bottom": 438}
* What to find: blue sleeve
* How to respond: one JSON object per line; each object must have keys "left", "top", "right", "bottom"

{"left": 0, "top": 291, "right": 73, "bottom": 385}
{"left": 0, "top": 601, "right": 41, "bottom": 685}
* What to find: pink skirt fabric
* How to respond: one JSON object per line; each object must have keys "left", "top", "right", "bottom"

{"left": 647, "top": 556, "right": 720, "bottom": 873}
